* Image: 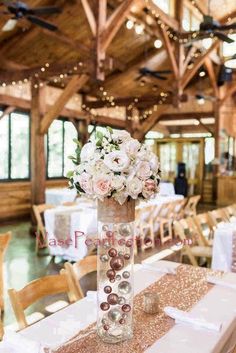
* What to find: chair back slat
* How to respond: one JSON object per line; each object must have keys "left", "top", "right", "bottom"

{"left": 64, "top": 255, "right": 97, "bottom": 299}
{"left": 8, "top": 271, "right": 78, "bottom": 330}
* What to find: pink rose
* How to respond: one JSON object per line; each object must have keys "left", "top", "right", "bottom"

{"left": 145, "top": 179, "right": 156, "bottom": 191}
{"left": 142, "top": 179, "right": 157, "bottom": 198}
{"left": 93, "top": 178, "right": 111, "bottom": 196}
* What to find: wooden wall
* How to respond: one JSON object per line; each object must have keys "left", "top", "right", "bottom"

{"left": 217, "top": 176, "right": 236, "bottom": 206}
{"left": 0, "top": 179, "right": 67, "bottom": 223}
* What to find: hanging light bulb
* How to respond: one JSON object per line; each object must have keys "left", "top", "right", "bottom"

{"left": 126, "top": 20, "right": 134, "bottom": 30}
{"left": 154, "top": 39, "right": 162, "bottom": 48}
{"left": 199, "top": 70, "right": 206, "bottom": 77}
{"left": 135, "top": 24, "right": 144, "bottom": 34}
{"left": 196, "top": 94, "right": 205, "bottom": 105}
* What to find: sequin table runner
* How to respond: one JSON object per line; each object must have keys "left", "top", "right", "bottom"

{"left": 48, "top": 265, "right": 220, "bottom": 353}
{"left": 232, "top": 231, "right": 236, "bottom": 273}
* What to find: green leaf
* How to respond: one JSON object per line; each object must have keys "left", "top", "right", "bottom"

{"left": 96, "top": 131, "right": 103, "bottom": 141}
{"left": 68, "top": 155, "right": 76, "bottom": 160}
{"left": 66, "top": 170, "right": 74, "bottom": 178}
{"left": 106, "top": 126, "right": 113, "bottom": 134}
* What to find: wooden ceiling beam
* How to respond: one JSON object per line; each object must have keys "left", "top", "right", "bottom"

{"left": 159, "top": 111, "right": 214, "bottom": 120}
{"left": 40, "top": 74, "right": 89, "bottom": 134}
{"left": 220, "top": 10, "right": 236, "bottom": 23}
{"left": 0, "top": 61, "right": 91, "bottom": 84}
{"left": 220, "top": 83, "right": 236, "bottom": 105}
{"left": 0, "top": 106, "right": 16, "bottom": 120}
{"left": 101, "top": 0, "right": 136, "bottom": 52}
{"left": 195, "top": 117, "right": 214, "bottom": 135}
{"left": 133, "top": 105, "right": 170, "bottom": 140}
{"left": 85, "top": 94, "right": 172, "bottom": 108}
{"left": 143, "top": 0, "right": 179, "bottom": 31}
{"left": 157, "top": 24, "right": 179, "bottom": 80}
{"left": 181, "top": 40, "right": 220, "bottom": 90}
{"left": 81, "top": 0, "right": 97, "bottom": 37}
{"left": 204, "top": 57, "right": 219, "bottom": 98}
{"left": 182, "top": 46, "right": 197, "bottom": 75}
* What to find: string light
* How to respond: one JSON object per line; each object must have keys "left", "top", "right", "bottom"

{"left": 154, "top": 39, "right": 162, "bottom": 48}
{"left": 126, "top": 20, "right": 134, "bottom": 29}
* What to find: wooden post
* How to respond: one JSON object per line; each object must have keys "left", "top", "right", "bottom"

{"left": 31, "top": 79, "right": 46, "bottom": 206}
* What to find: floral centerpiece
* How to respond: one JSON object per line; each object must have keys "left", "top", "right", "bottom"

{"left": 68, "top": 127, "right": 161, "bottom": 344}
{"left": 68, "top": 127, "right": 161, "bottom": 204}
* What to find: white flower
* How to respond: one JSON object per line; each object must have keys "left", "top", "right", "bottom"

{"left": 121, "top": 139, "right": 140, "bottom": 157}
{"left": 112, "top": 130, "right": 131, "bottom": 143}
{"left": 86, "top": 160, "right": 110, "bottom": 176}
{"left": 126, "top": 177, "right": 143, "bottom": 199}
{"left": 111, "top": 175, "right": 125, "bottom": 191}
{"left": 113, "top": 190, "right": 128, "bottom": 205}
{"left": 149, "top": 153, "right": 159, "bottom": 172}
{"left": 104, "top": 151, "right": 130, "bottom": 172}
{"left": 80, "top": 142, "right": 96, "bottom": 162}
{"left": 77, "top": 172, "right": 93, "bottom": 194}
{"left": 93, "top": 177, "right": 111, "bottom": 196}
{"left": 136, "top": 161, "right": 152, "bottom": 180}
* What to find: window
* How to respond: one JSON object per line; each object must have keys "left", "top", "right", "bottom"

{"left": 152, "top": 0, "right": 170, "bottom": 14}
{"left": 223, "top": 34, "right": 236, "bottom": 57}
{"left": 0, "top": 111, "right": 30, "bottom": 181}
{"left": 47, "top": 119, "right": 78, "bottom": 178}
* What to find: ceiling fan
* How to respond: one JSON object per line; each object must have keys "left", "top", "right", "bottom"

{"left": 0, "top": 1, "right": 61, "bottom": 32}
{"left": 185, "top": 0, "right": 236, "bottom": 44}
{"left": 135, "top": 67, "right": 172, "bottom": 81}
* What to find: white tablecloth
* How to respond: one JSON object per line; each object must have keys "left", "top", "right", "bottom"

{"left": 45, "top": 188, "right": 77, "bottom": 206}
{"left": 159, "top": 182, "right": 175, "bottom": 196}
{"left": 2, "top": 261, "right": 236, "bottom": 353}
{"left": 44, "top": 204, "right": 97, "bottom": 261}
{"left": 44, "top": 195, "right": 183, "bottom": 261}
{"left": 212, "top": 222, "right": 236, "bottom": 272}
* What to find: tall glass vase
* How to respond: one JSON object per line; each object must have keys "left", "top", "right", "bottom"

{"left": 97, "top": 198, "right": 135, "bottom": 344}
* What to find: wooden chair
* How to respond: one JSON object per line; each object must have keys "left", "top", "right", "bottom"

{"left": 64, "top": 255, "right": 97, "bottom": 299}
{"left": 184, "top": 195, "right": 201, "bottom": 217}
{"left": 62, "top": 202, "right": 77, "bottom": 206}
{"left": 8, "top": 271, "right": 79, "bottom": 330}
{"left": 174, "top": 220, "right": 212, "bottom": 267}
{"left": 169, "top": 198, "right": 187, "bottom": 221}
{"left": 224, "top": 205, "right": 236, "bottom": 219}
{"left": 208, "top": 209, "right": 229, "bottom": 228}
{"left": 32, "top": 204, "right": 54, "bottom": 253}
{"left": 152, "top": 202, "right": 174, "bottom": 244}
{"left": 135, "top": 206, "right": 155, "bottom": 251}
{"left": 0, "top": 232, "right": 11, "bottom": 312}
{"left": 193, "top": 213, "right": 214, "bottom": 247}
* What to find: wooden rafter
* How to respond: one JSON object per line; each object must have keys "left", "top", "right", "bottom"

{"left": 204, "top": 57, "right": 219, "bottom": 98}
{"left": 144, "top": 0, "right": 179, "bottom": 31}
{"left": 182, "top": 46, "right": 197, "bottom": 75}
{"left": 81, "top": 0, "right": 97, "bottom": 37}
{"left": 220, "top": 83, "right": 236, "bottom": 105}
{"left": 159, "top": 111, "right": 214, "bottom": 121}
{"left": 181, "top": 41, "right": 220, "bottom": 90}
{"left": 96, "top": 0, "right": 107, "bottom": 80}
{"left": 195, "top": 117, "right": 214, "bottom": 135}
{"left": 0, "top": 106, "right": 15, "bottom": 120}
{"left": 0, "top": 61, "right": 91, "bottom": 84}
{"left": 101, "top": 0, "right": 135, "bottom": 52}
{"left": 157, "top": 24, "right": 179, "bottom": 80}
{"left": 133, "top": 105, "right": 170, "bottom": 140}
{"left": 40, "top": 74, "right": 89, "bottom": 134}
